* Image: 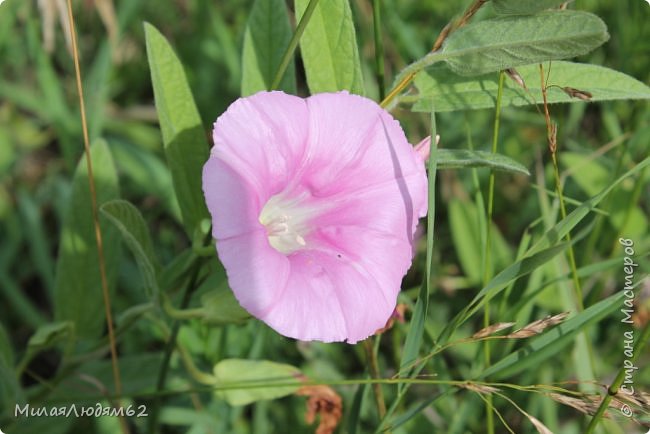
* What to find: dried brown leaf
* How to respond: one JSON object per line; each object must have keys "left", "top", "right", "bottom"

{"left": 562, "top": 86, "right": 593, "bottom": 101}
{"left": 296, "top": 385, "right": 342, "bottom": 434}
{"left": 506, "top": 312, "right": 569, "bottom": 338}
{"left": 547, "top": 392, "right": 608, "bottom": 417}
{"left": 472, "top": 322, "right": 515, "bottom": 339}
{"left": 505, "top": 68, "right": 527, "bottom": 89}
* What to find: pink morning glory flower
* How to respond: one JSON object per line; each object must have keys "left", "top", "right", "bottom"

{"left": 202, "top": 91, "right": 427, "bottom": 343}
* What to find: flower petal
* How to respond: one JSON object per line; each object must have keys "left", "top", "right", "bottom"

{"left": 203, "top": 91, "right": 429, "bottom": 343}
{"left": 212, "top": 91, "right": 310, "bottom": 199}
{"left": 202, "top": 157, "right": 262, "bottom": 239}
{"left": 216, "top": 229, "right": 291, "bottom": 315}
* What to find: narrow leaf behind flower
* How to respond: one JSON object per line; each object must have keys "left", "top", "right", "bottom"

{"left": 54, "top": 139, "right": 120, "bottom": 340}
{"left": 441, "top": 11, "right": 609, "bottom": 76}
{"left": 492, "top": 0, "right": 574, "bottom": 16}
{"left": 241, "top": 0, "right": 296, "bottom": 95}
{"left": 410, "top": 62, "right": 650, "bottom": 112}
{"left": 295, "top": 0, "right": 365, "bottom": 95}
{"left": 101, "top": 199, "right": 160, "bottom": 299}
{"left": 398, "top": 110, "right": 437, "bottom": 380}
{"left": 437, "top": 149, "right": 529, "bottom": 175}
{"left": 144, "top": 23, "right": 210, "bottom": 237}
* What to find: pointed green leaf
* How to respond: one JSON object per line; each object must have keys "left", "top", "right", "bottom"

{"left": 438, "top": 149, "right": 530, "bottom": 175}
{"left": 101, "top": 199, "right": 160, "bottom": 299}
{"left": 241, "top": 0, "right": 296, "bottom": 95}
{"left": 441, "top": 11, "right": 609, "bottom": 76}
{"left": 295, "top": 0, "right": 365, "bottom": 95}
{"left": 214, "top": 359, "right": 302, "bottom": 406}
{"left": 493, "top": 0, "right": 574, "bottom": 16}
{"left": 26, "top": 322, "right": 73, "bottom": 351}
{"left": 54, "top": 140, "right": 120, "bottom": 340}
{"left": 481, "top": 291, "right": 624, "bottom": 379}
{"left": 410, "top": 61, "right": 650, "bottom": 112}
{"left": 144, "top": 23, "right": 210, "bottom": 236}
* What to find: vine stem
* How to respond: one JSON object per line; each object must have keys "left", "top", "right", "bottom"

{"left": 483, "top": 70, "right": 506, "bottom": 434}
{"left": 539, "top": 64, "right": 585, "bottom": 310}
{"left": 363, "top": 337, "right": 387, "bottom": 423}
{"left": 270, "top": 0, "right": 321, "bottom": 90}
{"left": 64, "top": 1, "right": 127, "bottom": 433}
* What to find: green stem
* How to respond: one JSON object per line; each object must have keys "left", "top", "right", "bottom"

{"left": 585, "top": 321, "right": 650, "bottom": 433}
{"left": 147, "top": 257, "right": 204, "bottom": 434}
{"left": 372, "top": 0, "right": 385, "bottom": 101}
{"left": 483, "top": 70, "right": 505, "bottom": 434}
{"left": 550, "top": 155, "right": 585, "bottom": 310}
{"left": 270, "top": 0, "right": 321, "bottom": 90}
{"left": 364, "top": 337, "right": 387, "bottom": 423}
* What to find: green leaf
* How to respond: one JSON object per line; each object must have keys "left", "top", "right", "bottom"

{"left": 241, "top": 0, "right": 296, "bottom": 95}
{"left": 492, "top": 0, "right": 573, "bottom": 16}
{"left": 214, "top": 359, "right": 302, "bottom": 406}
{"left": 410, "top": 62, "right": 650, "bottom": 112}
{"left": 100, "top": 199, "right": 160, "bottom": 299}
{"left": 441, "top": 11, "right": 609, "bottom": 76}
{"left": 26, "top": 322, "right": 73, "bottom": 352}
{"left": 295, "top": 0, "right": 365, "bottom": 95}
{"left": 438, "top": 149, "right": 530, "bottom": 175}
{"left": 144, "top": 23, "right": 210, "bottom": 236}
{"left": 481, "top": 291, "right": 624, "bottom": 379}
{"left": 110, "top": 139, "right": 181, "bottom": 223}
{"left": 53, "top": 139, "right": 120, "bottom": 340}
{"left": 200, "top": 284, "right": 250, "bottom": 325}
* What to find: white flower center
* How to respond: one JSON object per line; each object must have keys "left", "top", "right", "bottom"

{"left": 259, "top": 191, "right": 316, "bottom": 254}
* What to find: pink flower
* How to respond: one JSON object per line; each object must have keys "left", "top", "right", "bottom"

{"left": 202, "top": 91, "right": 427, "bottom": 343}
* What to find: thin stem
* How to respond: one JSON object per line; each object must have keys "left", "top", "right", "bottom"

{"left": 363, "top": 338, "right": 387, "bottom": 422}
{"left": 372, "top": 0, "right": 385, "bottom": 101}
{"left": 483, "top": 70, "right": 505, "bottom": 434}
{"left": 270, "top": 0, "right": 321, "bottom": 90}
{"left": 585, "top": 322, "right": 650, "bottom": 433}
{"left": 539, "top": 64, "right": 584, "bottom": 310}
{"left": 64, "top": 2, "right": 127, "bottom": 433}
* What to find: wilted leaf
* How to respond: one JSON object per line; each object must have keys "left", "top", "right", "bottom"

{"left": 296, "top": 385, "right": 343, "bottom": 434}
